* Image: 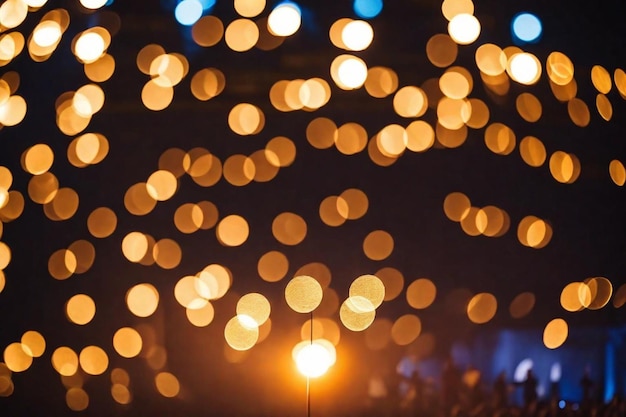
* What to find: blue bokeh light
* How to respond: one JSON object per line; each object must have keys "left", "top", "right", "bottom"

{"left": 353, "top": 0, "right": 383, "bottom": 19}
{"left": 512, "top": 12, "right": 542, "bottom": 43}
{"left": 198, "top": 0, "right": 216, "bottom": 11}
{"left": 175, "top": 0, "right": 203, "bottom": 26}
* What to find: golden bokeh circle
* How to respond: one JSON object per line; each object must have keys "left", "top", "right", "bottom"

{"left": 406, "top": 278, "right": 437, "bottom": 309}
{"left": 224, "top": 315, "right": 259, "bottom": 351}
{"left": 467, "top": 292, "right": 497, "bottom": 324}
{"left": 543, "top": 318, "right": 568, "bottom": 349}
{"left": 272, "top": 212, "right": 307, "bottom": 246}
{"left": 391, "top": 314, "right": 422, "bottom": 346}
{"left": 349, "top": 274, "right": 385, "bottom": 309}
{"left": 285, "top": 275, "right": 323, "bottom": 313}
{"left": 79, "top": 345, "right": 109, "bottom": 375}
{"left": 236, "top": 293, "right": 271, "bottom": 326}
{"left": 216, "top": 214, "right": 249, "bottom": 247}
{"left": 113, "top": 327, "right": 143, "bottom": 358}
{"left": 363, "top": 230, "right": 394, "bottom": 261}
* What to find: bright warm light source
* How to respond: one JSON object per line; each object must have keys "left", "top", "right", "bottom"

{"left": 25, "top": 0, "right": 48, "bottom": 7}
{"left": 75, "top": 33, "right": 106, "bottom": 63}
{"left": 333, "top": 55, "right": 368, "bottom": 89}
{"left": 267, "top": 2, "right": 301, "bottom": 37}
{"left": 234, "top": 0, "right": 266, "bottom": 17}
{"left": 341, "top": 20, "right": 373, "bottom": 51}
{"left": 32, "top": 21, "right": 62, "bottom": 48}
{"left": 512, "top": 12, "right": 542, "bottom": 43}
{"left": 294, "top": 341, "right": 332, "bottom": 378}
{"left": 508, "top": 52, "right": 541, "bottom": 85}
{"left": 448, "top": 13, "right": 480, "bottom": 45}
{"left": 80, "top": 0, "right": 108, "bottom": 9}
{"left": 175, "top": 0, "right": 203, "bottom": 26}
{"left": 0, "top": 0, "right": 28, "bottom": 29}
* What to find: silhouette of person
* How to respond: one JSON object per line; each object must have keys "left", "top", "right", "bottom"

{"left": 580, "top": 367, "right": 594, "bottom": 408}
{"left": 409, "top": 369, "right": 423, "bottom": 415}
{"left": 522, "top": 369, "right": 538, "bottom": 408}
{"left": 493, "top": 370, "right": 508, "bottom": 410}
{"left": 441, "top": 356, "right": 461, "bottom": 414}
{"left": 463, "top": 366, "right": 484, "bottom": 412}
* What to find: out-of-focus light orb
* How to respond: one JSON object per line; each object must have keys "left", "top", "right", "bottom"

{"left": 0, "top": 0, "right": 28, "bottom": 29}
{"left": 543, "top": 318, "right": 568, "bottom": 349}
{"left": 441, "top": 0, "right": 474, "bottom": 21}
{"left": 353, "top": 0, "right": 382, "bottom": 19}
{"left": 342, "top": 20, "right": 373, "bottom": 51}
{"left": 199, "top": 0, "right": 216, "bottom": 10}
{"left": 448, "top": 13, "right": 480, "bottom": 45}
{"left": 550, "top": 362, "right": 562, "bottom": 382}
{"left": 509, "top": 53, "right": 541, "bottom": 85}
{"left": 294, "top": 342, "right": 332, "bottom": 378}
{"left": 234, "top": 0, "right": 265, "bottom": 17}
{"left": 268, "top": 2, "right": 301, "bottom": 37}
{"left": 75, "top": 33, "right": 105, "bottom": 63}
{"left": 175, "top": 0, "right": 203, "bottom": 26}
{"left": 285, "top": 275, "right": 323, "bottom": 313}
{"left": 33, "top": 21, "right": 62, "bottom": 48}
{"left": 25, "top": 0, "right": 48, "bottom": 7}
{"left": 0, "top": 95, "right": 27, "bottom": 127}
{"left": 4, "top": 342, "right": 33, "bottom": 372}
{"left": 337, "top": 56, "right": 368, "bottom": 89}
{"left": 512, "top": 13, "right": 542, "bottom": 43}
{"left": 514, "top": 358, "right": 533, "bottom": 382}
{"left": 80, "top": 0, "right": 108, "bottom": 9}
{"left": 21, "top": 330, "right": 46, "bottom": 358}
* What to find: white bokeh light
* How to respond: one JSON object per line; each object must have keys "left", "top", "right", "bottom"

{"left": 514, "top": 358, "right": 534, "bottom": 383}
{"left": 341, "top": 20, "right": 374, "bottom": 51}
{"left": 508, "top": 52, "right": 541, "bottom": 85}
{"left": 75, "top": 32, "right": 106, "bottom": 63}
{"left": 32, "top": 21, "right": 62, "bottom": 48}
{"left": 24, "top": 0, "right": 48, "bottom": 7}
{"left": 336, "top": 56, "right": 368, "bottom": 89}
{"left": 550, "top": 362, "right": 562, "bottom": 382}
{"left": 448, "top": 13, "right": 481, "bottom": 45}
{"left": 175, "top": 0, "right": 203, "bottom": 26}
{"left": 295, "top": 342, "right": 332, "bottom": 378}
{"left": 79, "top": 0, "right": 108, "bottom": 9}
{"left": 268, "top": 2, "right": 302, "bottom": 37}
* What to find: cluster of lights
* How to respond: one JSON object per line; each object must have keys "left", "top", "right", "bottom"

{"left": 174, "top": 0, "right": 302, "bottom": 39}
{"left": 0, "top": 0, "right": 626, "bottom": 411}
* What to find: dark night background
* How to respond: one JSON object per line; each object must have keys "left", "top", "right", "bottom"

{"left": 0, "top": 0, "right": 625, "bottom": 415}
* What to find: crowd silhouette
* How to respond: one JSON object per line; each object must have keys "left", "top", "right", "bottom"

{"left": 366, "top": 357, "right": 625, "bottom": 417}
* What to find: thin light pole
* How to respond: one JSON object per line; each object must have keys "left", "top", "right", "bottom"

{"left": 307, "top": 310, "right": 313, "bottom": 417}
{"left": 306, "top": 375, "right": 310, "bottom": 417}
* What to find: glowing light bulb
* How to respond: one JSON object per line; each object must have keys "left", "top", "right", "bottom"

{"left": 295, "top": 342, "right": 332, "bottom": 378}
